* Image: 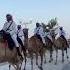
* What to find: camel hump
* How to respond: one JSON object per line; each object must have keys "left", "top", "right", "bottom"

{"left": 57, "top": 37, "right": 66, "bottom": 43}
{"left": 29, "top": 35, "right": 42, "bottom": 43}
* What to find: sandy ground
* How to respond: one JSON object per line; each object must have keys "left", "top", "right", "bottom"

{"left": 0, "top": 48, "right": 70, "bottom": 70}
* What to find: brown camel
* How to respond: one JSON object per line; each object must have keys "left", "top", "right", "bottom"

{"left": 27, "top": 35, "right": 44, "bottom": 70}
{"left": 54, "top": 37, "right": 69, "bottom": 64}
{"left": 0, "top": 32, "right": 23, "bottom": 70}
{"left": 44, "top": 36, "right": 53, "bottom": 63}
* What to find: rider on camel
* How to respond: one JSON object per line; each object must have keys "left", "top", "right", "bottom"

{"left": 59, "top": 27, "right": 68, "bottom": 46}
{"left": 2, "top": 14, "right": 23, "bottom": 60}
{"left": 34, "top": 23, "right": 46, "bottom": 46}
{"left": 17, "top": 25, "right": 26, "bottom": 53}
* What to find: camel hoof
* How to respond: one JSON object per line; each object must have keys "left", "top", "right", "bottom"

{"left": 67, "top": 56, "right": 69, "bottom": 59}
{"left": 19, "top": 67, "right": 21, "bottom": 70}
{"left": 38, "top": 66, "right": 43, "bottom": 70}
{"left": 22, "top": 69, "right": 25, "bottom": 70}
{"left": 44, "top": 60, "right": 47, "bottom": 64}
{"left": 49, "top": 60, "right": 52, "bottom": 63}
{"left": 36, "top": 63, "right": 38, "bottom": 65}
{"left": 51, "top": 58, "right": 53, "bottom": 61}
{"left": 62, "top": 60, "right": 64, "bottom": 63}
{"left": 54, "top": 62, "right": 57, "bottom": 65}
{"left": 23, "top": 67, "right": 26, "bottom": 70}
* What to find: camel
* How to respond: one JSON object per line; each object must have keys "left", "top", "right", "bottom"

{"left": 0, "top": 30, "right": 23, "bottom": 70}
{"left": 54, "top": 37, "right": 69, "bottom": 64}
{"left": 44, "top": 36, "right": 53, "bottom": 63}
{"left": 27, "top": 35, "right": 45, "bottom": 70}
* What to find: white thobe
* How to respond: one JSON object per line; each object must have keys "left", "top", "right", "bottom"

{"left": 3, "top": 21, "right": 19, "bottom": 47}
{"left": 17, "top": 29, "right": 24, "bottom": 45}
{"left": 34, "top": 26, "right": 45, "bottom": 44}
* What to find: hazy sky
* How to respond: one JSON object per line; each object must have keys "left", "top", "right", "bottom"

{"left": 0, "top": 0, "right": 70, "bottom": 37}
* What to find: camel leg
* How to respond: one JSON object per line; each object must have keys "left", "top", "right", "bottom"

{"left": 11, "top": 64, "right": 18, "bottom": 70}
{"left": 9, "top": 65, "right": 11, "bottom": 70}
{"left": 65, "top": 48, "right": 69, "bottom": 60}
{"left": 49, "top": 49, "right": 53, "bottom": 63}
{"left": 51, "top": 50, "right": 53, "bottom": 61}
{"left": 16, "top": 63, "right": 22, "bottom": 70}
{"left": 62, "top": 48, "right": 64, "bottom": 63}
{"left": 44, "top": 52, "right": 47, "bottom": 64}
{"left": 23, "top": 51, "right": 27, "bottom": 70}
{"left": 55, "top": 48, "right": 58, "bottom": 65}
{"left": 21, "top": 45, "right": 27, "bottom": 70}
{"left": 38, "top": 50, "right": 43, "bottom": 70}
{"left": 41, "top": 53, "right": 43, "bottom": 68}
{"left": 16, "top": 65, "right": 20, "bottom": 70}
{"left": 23, "top": 57, "right": 27, "bottom": 70}
{"left": 30, "top": 53, "right": 33, "bottom": 70}
{"left": 12, "top": 65, "right": 17, "bottom": 70}
{"left": 36, "top": 53, "right": 38, "bottom": 65}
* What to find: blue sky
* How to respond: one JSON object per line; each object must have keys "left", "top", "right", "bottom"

{"left": 0, "top": 0, "right": 70, "bottom": 37}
